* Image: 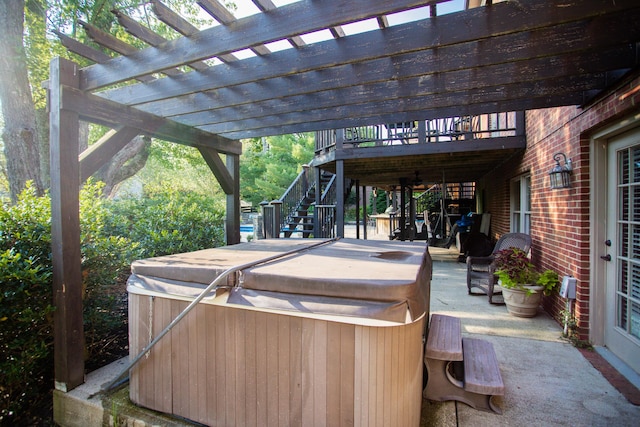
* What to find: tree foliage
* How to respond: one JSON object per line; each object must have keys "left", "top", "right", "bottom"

{"left": 240, "top": 133, "right": 315, "bottom": 206}
{"left": 0, "top": 0, "right": 45, "bottom": 200}
{"left": 1, "top": 0, "right": 221, "bottom": 201}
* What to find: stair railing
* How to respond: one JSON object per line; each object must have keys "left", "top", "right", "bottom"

{"left": 262, "top": 168, "right": 340, "bottom": 239}
{"left": 261, "top": 166, "right": 315, "bottom": 238}
{"left": 281, "top": 166, "right": 315, "bottom": 233}
{"left": 313, "top": 174, "right": 338, "bottom": 237}
{"left": 315, "top": 205, "right": 336, "bottom": 238}
{"left": 320, "top": 174, "right": 337, "bottom": 204}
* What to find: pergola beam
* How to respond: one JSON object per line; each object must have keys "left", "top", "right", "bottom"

{"left": 216, "top": 91, "right": 586, "bottom": 140}
{"left": 59, "top": 85, "right": 241, "bottom": 156}
{"left": 79, "top": 127, "right": 141, "bottom": 182}
{"left": 199, "top": 73, "right": 606, "bottom": 136}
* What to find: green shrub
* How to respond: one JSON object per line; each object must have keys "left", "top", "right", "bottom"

{"left": 0, "top": 182, "right": 225, "bottom": 424}
{"left": 0, "top": 249, "right": 54, "bottom": 424}
{"left": 0, "top": 184, "right": 54, "bottom": 423}
{"left": 103, "top": 188, "right": 225, "bottom": 258}
{"left": 0, "top": 181, "right": 136, "bottom": 424}
{"left": 79, "top": 182, "right": 139, "bottom": 369}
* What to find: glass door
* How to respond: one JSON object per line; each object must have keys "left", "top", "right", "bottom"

{"left": 606, "top": 130, "right": 640, "bottom": 373}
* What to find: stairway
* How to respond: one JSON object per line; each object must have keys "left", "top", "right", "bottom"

{"left": 284, "top": 170, "right": 345, "bottom": 237}
{"left": 268, "top": 168, "right": 344, "bottom": 238}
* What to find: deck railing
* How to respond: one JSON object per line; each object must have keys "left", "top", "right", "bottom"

{"left": 315, "top": 112, "right": 520, "bottom": 153}
{"left": 314, "top": 205, "right": 336, "bottom": 238}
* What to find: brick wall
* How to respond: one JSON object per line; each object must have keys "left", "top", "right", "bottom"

{"left": 480, "top": 72, "right": 640, "bottom": 340}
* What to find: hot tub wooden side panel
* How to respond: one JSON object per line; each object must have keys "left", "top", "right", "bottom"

{"left": 129, "top": 294, "right": 173, "bottom": 414}
{"left": 129, "top": 294, "right": 425, "bottom": 427}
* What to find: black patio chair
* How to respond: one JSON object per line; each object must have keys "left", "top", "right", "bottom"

{"left": 466, "top": 232, "right": 532, "bottom": 304}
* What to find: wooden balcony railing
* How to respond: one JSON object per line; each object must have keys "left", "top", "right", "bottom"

{"left": 315, "top": 112, "right": 522, "bottom": 153}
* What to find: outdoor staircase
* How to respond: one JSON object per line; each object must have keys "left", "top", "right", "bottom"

{"left": 281, "top": 171, "right": 334, "bottom": 237}
{"left": 263, "top": 167, "right": 351, "bottom": 238}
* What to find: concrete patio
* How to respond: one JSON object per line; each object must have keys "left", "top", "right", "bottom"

{"left": 55, "top": 234, "right": 640, "bottom": 426}
{"left": 421, "top": 245, "right": 640, "bottom": 427}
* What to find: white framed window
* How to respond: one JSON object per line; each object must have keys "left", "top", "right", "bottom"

{"left": 510, "top": 174, "right": 531, "bottom": 234}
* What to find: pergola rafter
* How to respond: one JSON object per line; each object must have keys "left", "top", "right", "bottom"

{"left": 112, "top": 10, "right": 210, "bottom": 71}
{"left": 79, "top": 0, "right": 447, "bottom": 89}
{"left": 196, "top": 0, "right": 274, "bottom": 55}
{"left": 176, "top": 46, "right": 634, "bottom": 132}
{"left": 53, "top": 30, "right": 156, "bottom": 83}
{"left": 85, "top": 1, "right": 640, "bottom": 141}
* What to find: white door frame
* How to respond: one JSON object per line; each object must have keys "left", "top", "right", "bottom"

{"left": 590, "top": 113, "right": 640, "bottom": 346}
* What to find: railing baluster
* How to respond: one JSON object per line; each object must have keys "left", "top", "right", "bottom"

{"left": 315, "top": 111, "right": 521, "bottom": 150}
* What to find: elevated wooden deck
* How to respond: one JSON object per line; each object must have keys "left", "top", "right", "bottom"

{"left": 311, "top": 113, "right": 525, "bottom": 188}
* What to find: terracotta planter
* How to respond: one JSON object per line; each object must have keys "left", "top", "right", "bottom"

{"left": 501, "top": 285, "right": 543, "bottom": 317}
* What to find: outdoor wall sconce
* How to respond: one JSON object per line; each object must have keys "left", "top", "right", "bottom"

{"left": 549, "top": 152, "right": 573, "bottom": 189}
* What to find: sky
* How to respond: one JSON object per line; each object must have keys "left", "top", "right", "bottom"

{"left": 229, "top": 0, "right": 465, "bottom": 19}
{"left": 216, "top": 0, "right": 466, "bottom": 58}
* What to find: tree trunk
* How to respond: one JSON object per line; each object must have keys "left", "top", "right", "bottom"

{"left": 0, "top": 0, "right": 44, "bottom": 201}
{"left": 95, "top": 135, "right": 151, "bottom": 197}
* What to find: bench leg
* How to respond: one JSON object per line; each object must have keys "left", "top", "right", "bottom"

{"left": 424, "top": 358, "right": 502, "bottom": 414}
{"left": 424, "top": 359, "right": 462, "bottom": 402}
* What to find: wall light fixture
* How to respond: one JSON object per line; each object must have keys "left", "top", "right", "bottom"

{"left": 549, "top": 152, "right": 573, "bottom": 189}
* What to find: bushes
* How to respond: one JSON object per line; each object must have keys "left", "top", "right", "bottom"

{"left": 79, "top": 183, "right": 139, "bottom": 371}
{"left": 0, "top": 249, "right": 54, "bottom": 424}
{"left": 103, "top": 188, "right": 225, "bottom": 258}
{"left": 0, "top": 184, "right": 55, "bottom": 424}
{"left": 0, "top": 181, "right": 135, "bottom": 423}
{"left": 0, "top": 182, "right": 226, "bottom": 424}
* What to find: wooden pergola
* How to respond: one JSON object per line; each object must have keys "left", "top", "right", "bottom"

{"left": 50, "top": 0, "right": 640, "bottom": 391}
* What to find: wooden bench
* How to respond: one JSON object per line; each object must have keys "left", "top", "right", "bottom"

{"left": 423, "top": 314, "right": 504, "bottom": 414}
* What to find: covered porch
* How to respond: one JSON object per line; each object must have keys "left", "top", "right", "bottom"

{"left": 47, "top": 0, "right": 640, "bottom": 423}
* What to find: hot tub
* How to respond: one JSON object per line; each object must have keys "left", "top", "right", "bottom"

{"left": 128, "top": 238, "right": 431, "bottom": 426}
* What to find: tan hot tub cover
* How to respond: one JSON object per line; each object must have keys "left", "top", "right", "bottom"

{"left": 128, "top": 238, "right": 432, "bottom": 426}
{"left": 128, "top": 238, "right": 432, "bottom": 323}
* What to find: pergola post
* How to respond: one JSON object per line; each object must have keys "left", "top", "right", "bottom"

{"left": 49, "top": 57, "right": 84, "bottom": 391}
{"left": 226, "top": 153, "right": 241, "bottom": 245}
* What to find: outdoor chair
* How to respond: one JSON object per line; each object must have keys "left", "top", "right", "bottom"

{"left": 466, "top": 232, "right": 532, "bottom": 304}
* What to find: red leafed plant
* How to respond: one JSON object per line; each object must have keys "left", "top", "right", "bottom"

{"left": 493, "top": 247, "right": 559, "bottom": 295}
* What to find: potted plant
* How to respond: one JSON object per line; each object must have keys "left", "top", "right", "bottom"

{"left": 493, "top": 247, "right": 559, "bottom": 317}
